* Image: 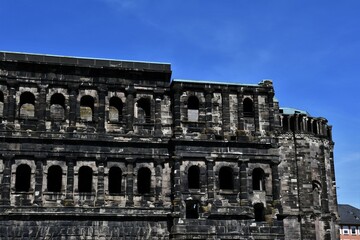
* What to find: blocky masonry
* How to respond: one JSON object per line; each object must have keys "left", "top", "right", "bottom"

{"left": 0, "top": 51, "right": 338, "bottom": 239}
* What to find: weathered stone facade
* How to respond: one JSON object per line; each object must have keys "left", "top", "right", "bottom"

{"left": 0, "top": 51, "right": 338, "bottom": 239}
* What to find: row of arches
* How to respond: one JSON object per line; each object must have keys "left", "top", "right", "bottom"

{"left": 14, "top": 164, "right": 152, "bottom": 195}
{"left": 186, "top": 96, "right": 254, "bottom": 122}
{"left": 0, "top": 91, "right": 153, "bottom": 123}
{"left": 187, "top": 166, "right": 265, "bottom": 191}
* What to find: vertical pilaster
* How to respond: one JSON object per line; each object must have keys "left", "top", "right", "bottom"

{"left": 205, "top": 89, "right": 213, "bottom": 130}
{"left": 34, "top": 157, "right": 45, "bottom": 205}
{"left": 64, "top": 157, "right": 75, "bottom": 206}
{"left": 125, "top": 87, "right": 135, "bottom": 133}
{"left": 173, "top": 85, "right": 182, "bottom": 137}
{"left": 206, "top": 157, "right": 215, "bottom": 201}
{"left": 268, "top": 91, "right": 275, "bottom": 131}
{"left": 271, "top": 161, "right": 280, "bottom": 201}
{"left": 0, "top": 154, "right": 14, "bottom": 205}
{"left": 237, "top": 91, "right": 244, "bottom": 131}
{"left": 154, "top": 90, "right": 163, "bottom": 137}
{"left": 125, "top": 159, "right": 134, "bottom": 206}
{"left": 172, "top": 156, "right": 182, "bottom": 213}
{"left": 294, "top": 115, "right": 299, "bottom": 132}
{"left": 239, "top": 160, "right": 249, "bottom": 206}
{"left": 155, "top": 162, "right": 163, "bottom": 206}
{"left": 96, "top": 159, "right": 105, "bottom": 206}
{"left": 97, "top": 85, "right": 107, "bottom": 133}
{"left": 68, "top": 84, "right": 78, "bottom": 131}
{"left": 36, "top": 85, "right": 47, "bottom": 131}
{"left": 6, "top": 81, "right": 17, "bottom": 122}
{"left": 253, "top": 94, "right": 260, "bottom": 132}
{"left": 222, "top": 91, "right": 230, "bottom": 135}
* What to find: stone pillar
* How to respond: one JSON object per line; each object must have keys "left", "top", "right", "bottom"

{"left": 239, "top": 160, "right": 249, "bottom": 206}
{"left": 125, "top": 87, "right": 135, "bottom": 133}
{"left": 173, "top": 85, "right": 182, "bottom": 137}
{"left": 268, "top": 91, "right": 275, "bottom": 131}
{"left": 96, "top": 158, "right": 105, "bottom": 206}
{"left": 253, "top": 94, "right": 260, "bottom": 132}
{"left": 154, "top": 90, "right": 163, "bottom": 137}
{"left": 155, "top": 162, "right": 163, "bottom": 206}
{"left": 205, "top": 89, "right": 213, "bottom": 130}
{"left": 6, "top": 81, "right": 17, "bottom": 122}
{"left": 97, "top": 85, "right": 107, "bottom": 133}
{"left": 222, "top": 91, "right": 230, "bottom": 136}
{"left": 0, "top": 154, "right": 14, "bottom": 205}
{"left": 34, "top": 157, "right": 45, "bottom": 205}
{"left": 206, "top": 157, "right": 215, "bottom": 201}
{"left": 237, "top": 91, "right": 244, "bottom": 131}
{"left": 68, "top": 84, "right": 78, "bottom": 131}
{"left": 36, "top": 85, "right": 47, "bottom": 131}
{"left": 125, "top": 159, "right": 134, "bottom": 206}
{"left": 294, "top": 115, "right": 299, "bottom": 132}
{"left": 172, "top": 156, "right": 182, "bottom": 213}
{"left": 64, "top": 157, "right": 75, "bottom": 206}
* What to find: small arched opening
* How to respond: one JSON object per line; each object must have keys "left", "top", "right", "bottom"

{"left": 78, "top": 166, "right": 93, "bottom": 193}
{"left": 252, "top": 168, "right": 265, "bottom": 191}
{"left": 19, "top": 92, "right": 35, "bottom": 118}
{"left": 243, "top": 98, "right": 254, "bottom": 117}
{"left": 188, "top": 165, "right": 200, "bottom": 189}
{"left": 137, "top": 167, "right": 151, "bottom": 194}
{"left": 136, "top": 98, "right": 151, "bottom": 123}
{"left": 109, "top": 97, "right": 123, "bottom": 122}
{"left": 109, "top": 166, "right": 122, "bottom": 194}
{"left": 80, "top": 95, "right": 94, "bottom": 121}
{"left": 219, "top": 166, "right": 234, "bottom": 190}
{"left": 47, "top": 165, "right": 62, "bottom": 192}
{"left": 15, "top": 164, "right": 31, "bottom": 192}
{"left": 254, "top": 203, "right": 265, "bottom": 222}
{"left": 50, "top": 93, "right": 66, "bottom": 120}
{"left": 187, "top": 96, "right": 199, "bottom": 122}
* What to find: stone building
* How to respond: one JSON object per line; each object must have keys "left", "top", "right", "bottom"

{"left": 0, "top": 51, "right": 338, "bottom": 239}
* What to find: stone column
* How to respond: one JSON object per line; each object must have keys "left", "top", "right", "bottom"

{"left": 125, "top": 87, "right": 135, "bottom": 133}
{"left": 237, "top": 91, "right": 244, "bottom": 131}
{"left": 155, "top": 161, "right": 163, "bottom": 206}
{"left": 172, "top": 156, "right": 182, "bottom": 213}
{"left": 239, "top": 159, "right": 249, "bottom": 206}
{"left": 173, "top": 85, "right": 182, "bottom": 137}
{"left": 64, "top": 157, "right": 75, "bottom": 206}
{"left": 96, "top": 158, "right": 105, "bottom": 206}
{"left": 222, "top": 91, "right": 230, "bottom": 136}
{"left": 268, "top": 91, "right": 275, "bottom": 131}
{"left": 68, "top": 84, "right": 78, "bottom": 131}
{"left": 125, "top": 159, "right": 134, "bottom": 206}
{"left": 154, "top": 90, "right": 163, "bottom": 137}
{"left": 253, "top": 94, "right": 260, "bottom": 132}
{"left": 0, "top": 154, "right": 14, "bottom": 205}
{"left": 97, "top": 85, "right": 107, "bottom": 133}
{"left": 34, "top": 157, "right": 45, "bottom": 205}
{"left": 6, "top": 80, "right": 17, "bottom": 122}
{"left": 205, "top": 89, "right": 213, "bottom": 130}
{"left": 36, "top": 85, "right": 47, "bottom": 131}
{"left": 271, "top": 161, "right": 280, "bottom": 201}
{"left": 294, "top": 115, "right": 299, "bottom": 132}
{"left": 206, "top": 157, "right": 215, "bottom": 201}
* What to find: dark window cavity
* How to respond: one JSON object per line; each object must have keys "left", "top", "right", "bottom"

{"left": 78, "top": 166, "right": 93, "bottom": 193}
{"left": 137, "top": 167, "right": 151, "bottom": 194}
{"left": 50, "top": 93, "right": 66, "bottom": 120}
{"left": 186, "top": 200, "right": 199, "bottom": 219}
{"left": 19, "top": 92, "right": 35, "bottom": 118}
{"left": 15, "top": 164, "right": 31, "bottom": 192}
{"left": 254, "top": 203, "right": 265, "bottom": 221}
{"left": 80, "top": 95, "right": 94, "bottom": 121}
{"left": 47, "top": 165, "right": 62, "bottom": 192}
{"left": 219, "top": 166, "right": 234, "bottom": 190}
{"left": 187, "top": 96, "right": 199, "bottom": 122}
{"left": 313, "top": 121, "right": 318, "bottom": 135}
{"left": 136, "top": 98, "right": 151, "bottom": 123}
{"left": 0, "top": 91, "right": 4, "bottom": 117}
{"left": 252, "top": 168, "right": 265, "bottom": 191}
{"left": 188, "top": 165, "right": 200, "bottom": 189}
{"left": 109, "top": 97, "right": 123, "bottom": 122}
{"left": 243, "top": 98, "right": 254, "bottom": 117}
{"left": 109, "top": 166, "right": 122, "bottom": 194}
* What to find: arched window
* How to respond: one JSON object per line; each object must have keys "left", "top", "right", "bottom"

{"left": 80, "top": 95, "right": 94, "bottom": 121}
{"left": 312, "top": 180, "right": 322, "bottom": 209}
{"left": 15, "top": 164, "right": 31, "bottom": 192}
{"left": 109, "top": 166, "right": 122, "bottom": 194}
{"left": 0, "top": 91, "right": 4, "bottom": 117}
{"left": 254, "top": 203, "right": 265, "bottom": 221}
{"left": 136, "top": 98, "right": 151, "bottom": 123}
{"left": 252, "top": 168, "right": 265, "bottom": 191}
{"left": 50, "top": 93, "right": 66, "bottom": 120}
{"left": 78, "top": 166, "right": 93, "bottom": 193}
{"left": 109, "top": 97, "right": 123, "bottom": 122}
{"left": 19, "top": 92, "right": 35, "bottom": 118}
{"left": 47, "top": 165, "right": 62, "bottom": 192}
{"left": 219, "top": 166, "right": 233, "bottom": 190}
{"left": 137, "top": 167, "right": 151, "bottom": 194}
{"left": 243, "top": 98, "right": 254, "bottom": 117}
{"left": 188, "top": 166, "right": 200, "bottom": 189}
{"left": 187, "top": 96, "right": 199, "bottom": 122}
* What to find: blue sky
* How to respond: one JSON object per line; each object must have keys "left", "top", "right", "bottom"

{"left": 1, "top": 0, "right": 360, "bottom": 208}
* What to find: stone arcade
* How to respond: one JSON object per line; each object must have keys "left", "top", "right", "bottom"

{"left": 0, "top": 52, "right": 338, "bottom": 239}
